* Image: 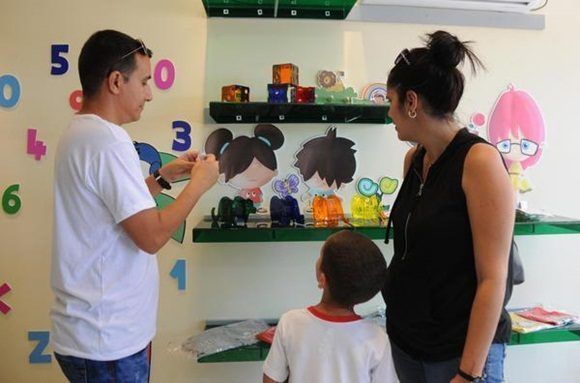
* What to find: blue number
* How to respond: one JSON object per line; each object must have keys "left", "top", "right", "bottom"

{"left": 172, "top": 120, "right": 191, "bottom": 151}
{"left": 28, "top": 331, "right": 52, "bottom": 364}
{"left": 0, "top": 74, "right": 21, "bottom": 109}
{"left": 51, "top": 44, "right": 69, "bottom": 75}
{"left": 170, "top": 259, "right": 187, "bottom": 291}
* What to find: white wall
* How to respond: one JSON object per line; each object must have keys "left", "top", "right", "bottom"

{"left": 1, "top": 0, "right": 580, "bottom": 382}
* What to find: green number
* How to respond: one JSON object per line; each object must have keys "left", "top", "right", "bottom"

{"left": 2, "top": 184, "right": 21, "bottom": 215}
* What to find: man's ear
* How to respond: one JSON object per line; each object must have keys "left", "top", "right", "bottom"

{"left": 107, "top": 71, "right": 124, "bottom": 95}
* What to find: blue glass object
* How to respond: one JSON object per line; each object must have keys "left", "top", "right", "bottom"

{"left": 267, "top": 84, "right": 295, "bottom": 103}
{"left": 270, "top": 195, "right": 304, "bottom": 226}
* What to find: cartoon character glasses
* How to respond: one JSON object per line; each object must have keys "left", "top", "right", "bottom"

{"left": 395, "top": 49, "right": 411, "bottom": 66}
{"left": 496, "top": 138, "right": 539, "bottom": 157}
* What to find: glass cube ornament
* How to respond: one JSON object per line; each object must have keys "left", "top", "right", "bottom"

{"left": 273, "top": 63, "right": 299, "bottom": 86}
{"left": 295, "top": 86, "right": 315, "bottom": 103}
{"left": 267, "top": 84, "right": 296, "bottom": 103}
{"left": 221, "top": 85, "right": 250, "bottom": 102}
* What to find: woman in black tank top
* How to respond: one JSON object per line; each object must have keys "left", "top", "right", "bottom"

{"left": 381, "top": 31, "right": 515, "bottom": 383}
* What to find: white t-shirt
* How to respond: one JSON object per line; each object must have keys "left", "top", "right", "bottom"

{"left": 263, "top": 307, "right": 398, "bottom": 383}
{"left": 51, "top": 114, "right": 158, "bottom": 361}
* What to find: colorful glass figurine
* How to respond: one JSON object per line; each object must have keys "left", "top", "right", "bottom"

{"left": 221, "top": 84, "right": 250, "bottom": 102}
{"left": 312, "top": 194, "right": 345, "bottom": 227}
{"left": 268, "top": 84, "right": 296, "bottom": 103}
{"left": 349, "top": 177, "right": 399, "bottom": 225}
{"left": 211, "top": 196, "right": 257, "bottom": 228}
{"left": 351, "top": 194, "right": 381, "bottom": 221}
{"left": 273, "top": 63, "right": 299, "bottom": 85}
{"left": 270, "top": 195, "right": 304, "bottom": 227}
{"left": 295, "top": 86, "right": 315, "bottom": 103}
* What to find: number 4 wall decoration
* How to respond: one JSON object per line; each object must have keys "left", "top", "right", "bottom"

{"left": 27, "top": 129, "right": 47, "bottom": 161}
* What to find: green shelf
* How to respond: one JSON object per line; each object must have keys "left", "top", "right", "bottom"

{"left": 197, "top": 322, "right": 580, "bottom": 363}
{"left": 192, "top": 215, "right": 580, "bottom": 243}
{"left": 510, "top": 324, "right": 580, "bottom": 346}
{"left": 209, "top": 102, "right": 391, "bottom": 124}
{"left": 202, "top": 0, "right": 358, "bottom": 19}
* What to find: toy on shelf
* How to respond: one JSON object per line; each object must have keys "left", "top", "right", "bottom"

{"left": 312, "top": 194, "right": 347, "bottom": 227}
{"left": 351, "top": 193, "right": 380, "bottom": 221}
{"left": 221, "top": 84, "right": 250, "bottom": 102}
{"left": 270, "top": 195, "right": 304, "bottom": 227}
{"left": 211, "top": 196, "right": 257, "bottom": 228}
{"left": 270, "top": 174, "right": 304, "bottom": 227}
{"left": 350, "top": 176, "right": 399, "bottom": 224}
{"left": 315, "top": 70, "right": 358, "bottom": 104}
{"left": 295, "top": 86, "right": 315, "bottom": 103}
{"left": 267, "top": 84, "right": 296, "bottom": 103}
{"left": 360, "top": 83, "right": 387, "bottom": 105}
{"left": 273, "top": 63, "right": 299, "bottom": 85}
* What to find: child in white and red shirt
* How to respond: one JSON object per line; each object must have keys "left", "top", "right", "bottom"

{"left": 263, "top": 230, "right": 398, "bottom": 383}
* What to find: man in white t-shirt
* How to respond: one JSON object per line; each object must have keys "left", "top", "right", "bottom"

{"left": 51, "top": 30, "right": 218, "bottom": 383}
{"left": 263, "top": 230, "right": 398, "bottom": 383}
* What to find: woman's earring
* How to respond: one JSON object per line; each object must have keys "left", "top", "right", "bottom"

{"left": 408, "top": 109, "right": 417, "bottom": 119}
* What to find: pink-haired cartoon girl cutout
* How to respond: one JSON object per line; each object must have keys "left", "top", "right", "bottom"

{"left": 487, "top": 84, "right": 546, "bottom": 194}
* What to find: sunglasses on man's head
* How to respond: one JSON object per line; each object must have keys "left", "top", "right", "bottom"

{"left": 394, "top": 49, "right": 411, "bottom": 66}
{"left": 118, "top": 39, "right": 152, "bottom": 61}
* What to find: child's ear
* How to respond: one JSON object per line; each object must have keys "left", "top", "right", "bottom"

{"left": 317, "top": 272, "right": 327, "bottom": 289}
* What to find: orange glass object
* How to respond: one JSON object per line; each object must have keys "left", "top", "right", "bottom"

{"left": 273, "top": 63, "right": 299, "bottom": 86}
{"left": 312, "top": 194, "right": 345, "bottom": 226}
{"left": 221, "top": 85, "right": 250, "bottom": 102}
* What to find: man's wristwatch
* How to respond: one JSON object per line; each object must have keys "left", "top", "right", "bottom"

{"left": 457, "top": 368, "right": 484, "bottom": 382}
{"left": 153, "top": 169, "right": 172, "bottom": 190}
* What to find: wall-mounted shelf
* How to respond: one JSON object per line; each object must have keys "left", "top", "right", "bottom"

{"left": 202, "top": 0, "right": 358, "bottom": 20}
{"left": 201, "top": 0, "right": 545, "bottom": 29}
{"left": 510, "top": 324, "right": 580, "bottom": 346}
{"left": 208, "top": 101, "right": 391, "bottom": 124}
{"left": 192, "top": 215, "right": 580, "bottom": 243}
{"left": 347, "top": 4, "right": 545, "bottom": 30}
{"left": 197, "top": 321, "right": 580, "bottom": 363}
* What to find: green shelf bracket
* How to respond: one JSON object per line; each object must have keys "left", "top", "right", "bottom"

{"left": 192, "top": 216, "right": 580, "bottom": 243}
{"left": 208, "top": 102, "right": 392, "bottom": 124}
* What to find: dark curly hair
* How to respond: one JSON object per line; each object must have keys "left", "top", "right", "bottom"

{"left": 320, "top": 230, "right": 387, "bottom": 307}
{"left": 387, "top": 30, "right": 484, "bottom": 119}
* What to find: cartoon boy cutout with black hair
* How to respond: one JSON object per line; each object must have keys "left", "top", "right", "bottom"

{"left": 294, "top": 126, "right": 357, "bottom": 207}
{"left": 205, "top": 124, "right": 284, "bottom": 208}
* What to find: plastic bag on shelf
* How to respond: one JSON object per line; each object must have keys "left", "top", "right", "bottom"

{"left": 181, "top": 319, "right": 271, "bottom": 359}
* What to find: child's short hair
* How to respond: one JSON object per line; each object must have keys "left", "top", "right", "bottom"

{"left": 320, "top": 230, "right": 387, "bottom": 307}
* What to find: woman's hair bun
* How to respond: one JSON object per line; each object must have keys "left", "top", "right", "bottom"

{"left": 425, "top": 30, "right": 466, "bottom": 69}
